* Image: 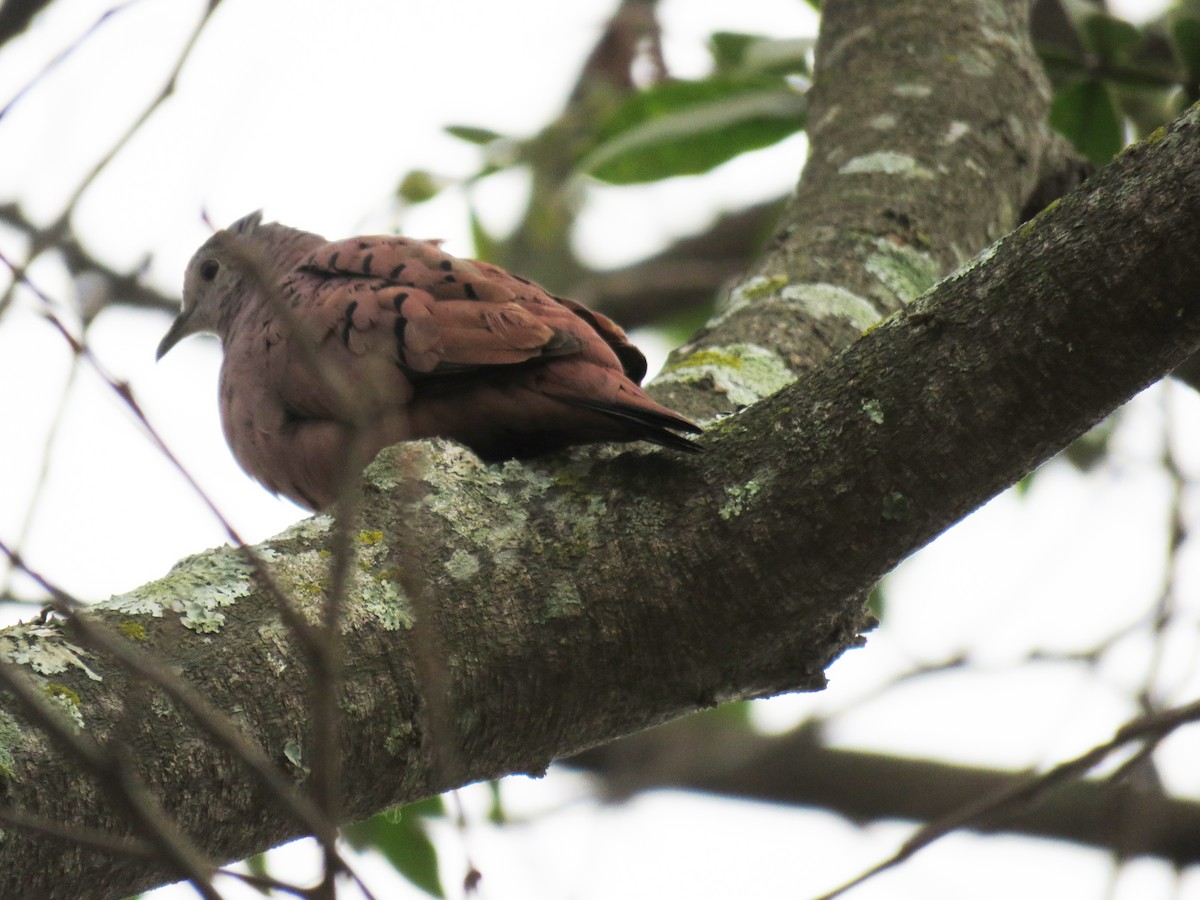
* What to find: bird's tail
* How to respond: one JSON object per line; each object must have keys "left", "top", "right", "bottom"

{"left": 548, "top": 393, "right": 703, "bottom": 453}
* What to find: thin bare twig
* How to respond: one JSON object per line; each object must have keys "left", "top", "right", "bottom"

{"left": 0, "top": 261, "right": 382, "bottom": 898}
{"left": 0, "top": 333, "right": 88, "bottom": 607}
{"left": 0, "top": 1, "right": 142, "bottom": 122}
{"left": 0, "top": 541, "right": 384, "bottom": 900}
{"left": 0, "top": 0, "right": 224, "bottom": 317}
{"left": 0, "top": 806, "right": 156, "bottom": 861}
{"left": 0, "top": 251, "right": 323, "bottom": 667}
{"left": 814, "top": 698, "right": 1200, "bottom": 900}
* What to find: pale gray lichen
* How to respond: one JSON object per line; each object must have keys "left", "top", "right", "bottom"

{"left": 105, "top": 592, "right": 165, "bottom": 617}
{"left": 283, "top": 739, "right": 308, "bottom": 774}
{"left": 839, "top": 151, "right": 933, "bottom": 178}
{"left": 419, "top": 446, "right": 552, "bottom": 562}
{"left": 864, "top": 237, "right": 940, "bottom": 305}
{"left": 279, "top": 515, "right": 335, "bottom": 543}
{"left": 955, "top": 46, "right": 997, "bottom": 76}
{"left": 441, "top": 549, "right": 477, "bottom": 585}
{"left": 360, "top": 577, "right": 414, "bottom": 631}
{"left": 719, "top": 480, "right": 764, "bottom": 520}
{"left": 942, "top": 121, "right": 971, "bottom": 144}
{"left": 779, "top": 283, "right": 883, "bottom": 332}
{"left": 707, "top": 274, "right": 789, "bottom": 326}
{"left": 869, "top": 113, "right": 897, "bottom": 130}
{"left": 46, "top": 689, "right": 84, "bottom": 731}
{"left": 657, "top": 343, "right": 797, "bottom": 408}
{"left": 180, "top": 602, "right": 225, "bottom": 634}
{"left": 256, "top": 622, "right": 294, "bottom": 675}
{"left": 862, "top": 398, "right": 885, "bottom": 424}
{"left": 108, "top": 545, "right": 256, "bottom": 633}
{"left": 893, "top": 83, "right": 932, "bottom": 98}
{"left": 0, "top": 623, "right": 102, "bottom": 681}
{"left": 942, "top": 234, "right": 1003, "bottom": 286}
{"left": 273, "top": 533, "right": 416, "bottom": 632}
{"left": 445, "top": 549, "right": 481, "bottom": 581}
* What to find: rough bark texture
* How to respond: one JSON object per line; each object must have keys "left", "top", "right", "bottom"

{"left": 3, "top": 1, "right": 1199, "bottom": 897}
{"left": 657, "top": 0, "right": 1051, "bottom": 422}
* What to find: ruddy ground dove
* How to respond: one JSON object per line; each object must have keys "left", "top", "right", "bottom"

{"left": 157, "top": 212, "right": 701, "bottom": 510}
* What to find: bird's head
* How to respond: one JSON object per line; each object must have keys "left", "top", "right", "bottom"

{"left": 158, "top": 211, "right": 271, "bottom": 359}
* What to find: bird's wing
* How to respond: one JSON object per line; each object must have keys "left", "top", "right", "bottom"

{"left": 266, "top": 235, "right": 601, "bottom": 420}
{"left": 290, "top": 235, "right": 593, "bottom": 370}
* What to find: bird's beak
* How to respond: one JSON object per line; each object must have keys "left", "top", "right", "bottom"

{"left": 156, "top": 310, "right": 193, "bottom": 361}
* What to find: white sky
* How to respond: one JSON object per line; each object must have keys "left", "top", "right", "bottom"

{"left": 0, "top": 1, "right": 1196, "bottom": 898}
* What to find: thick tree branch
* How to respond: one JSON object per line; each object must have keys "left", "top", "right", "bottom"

{"left": 1, "top": 91, "right": 1196, "bottom": 900}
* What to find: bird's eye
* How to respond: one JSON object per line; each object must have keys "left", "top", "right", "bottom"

{"left": 200, "top": 259, "right": 220, "bottom": 281}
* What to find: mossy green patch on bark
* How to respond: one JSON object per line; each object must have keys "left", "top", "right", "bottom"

{"left": 658, "top": 343, "right": 797, "bottom": 407}
{"left": 719, "top": 479, "right": 765, "bottom": 520}
{"left": 45, "top": 685, "right": 84, "bottom": 730}
{"left": 861, "top": 398, "right": 885, "bottom": 424}
{"left": 707, "top": 274, "right": 789, "bottom": 326}
{"left": 117, "top": 621, "right": 147, "bottom": 640}
{"left": 0, "top": 710, "right": 19, "bottom": 780}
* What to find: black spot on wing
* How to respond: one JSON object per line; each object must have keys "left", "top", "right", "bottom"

{"left": 394, "top": 314, "right": 408, "bottom": 366}
{"left": 392, "top": 291, "right": 409, "bottom": 312}
{"left": 341, "top": 301, "right": 358, "bottom": 347}
{"left": 328, "top": 252, "right": 340, "bottom": 270}
{"left": 361, "top": 254, "right": 374, "bottom": 274}
{"left": 464, "top": 282, "right": 478, "bottom": 300}
{"left": 439, "top": 260, "right": 452, "bottom": 271}
{"left": 388, "top": 263, "right": 407, "bottom": 279}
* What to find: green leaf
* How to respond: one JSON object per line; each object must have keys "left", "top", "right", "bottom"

{"left": 1170, "top": 14, "right": 1200, "bottom": 82}
{"left": 709, "top": 32, "right": 759, "bottom": 70}
{"left": 243, "top": 852, "right": 271, "bottom": 896}
{"left": 866, "top": 583, "right": 886, "bottom": 621}
{"left": 1079, "top": 12, "right": 1141, "bottom": 62}
{"left": 578, "top": 75, "right": 806, "bottom": 185}
{"left": 445, "top": 124, "right": 504, "bottom": 145}
{"left": 396, "top": 170, "right": 444, "bottom": 204}
{"left": 344, "top": 797, "right": 446, "bottom": 898}
{"left": 1013, "top": 472, "right": 1034, "bottom": 497}
{"left": 1049, "top": 79, "right": 1124, "bottom": 166}
{"left": 486, "top": 780, "right": 507, "bottom": 825}
{"left": 710, "top": 33, "right": 813, "bottom": 75}
{"left": 468, "top": 205, "right": 500, "bottom": 261}
{"left": 745, "top": 39, "right": 813, "bottom": 76}
{"left": 698, "top": 699, "right": 752, "bottom": 726}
